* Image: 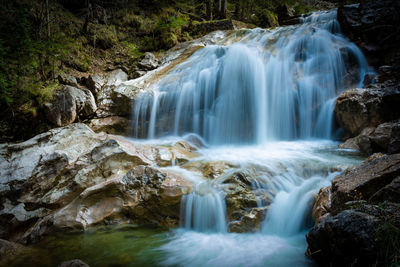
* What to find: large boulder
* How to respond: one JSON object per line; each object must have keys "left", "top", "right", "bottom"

{"left": 49, "top": 166, "right": 191, "bottom": 232}
{"left": 306, "top": 210, "right": 380, "bottom": 266}
{"left": 339, "top": 120, "right": 400, "bottom": 155}
{"left": 0, "top": 123, "right": 196, "bottom": 243}
{"left": 331, "top": 153, "right": 400, "bottom": 213}
{"left": 335, "top": 83, "right": 400, "bottom": 137}
{"left": 96, "top": 69, "right": 140, "bottom": 117}
{"left": 45, "top": 86, "right": 97, "bottom": 126}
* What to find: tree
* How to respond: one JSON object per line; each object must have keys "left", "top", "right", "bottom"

{"left": 206, "top": 0, "right": 212, "bottom": 20}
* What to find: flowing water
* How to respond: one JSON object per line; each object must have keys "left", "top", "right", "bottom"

{"left": 3, "top": 9, "right": 371, "bottom": 267}
{"left": 130, "top": 8, "right": 369, "bottom": 266}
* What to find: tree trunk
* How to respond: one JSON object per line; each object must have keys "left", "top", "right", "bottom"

{"left": 220, "top": 0, "right": 227, "bottom": 19}
{"left": 46, "top": 0, "right": 50, "bottom": 38}
{"left": 206, "top": 0, "right": 212, "bottom": 20}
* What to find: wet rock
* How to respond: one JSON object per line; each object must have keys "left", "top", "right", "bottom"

{"left": 51, "top": 166, "right": 191, "bottom": 230}
{"left": 228, "top": 207, "right": 267, "bottom": 233}
{"left": 335, "top": 88, "right": 384, "bottom": 137}
{"left": 339, "top": 121, "right": 400, "bottom": 155}
{"left": 312, "top": 187, "right": 331, "bottom": 224}
{"left": 88, "top": 116, "right": 131, "bottom": 135}
{"left": 45, "top": 86, "right": 97, "bottom": 126}
{"left": 331, "top": 153, "right": 400, "bottom": 214}
{"left": 306, "top": 210, "right": 380, "bottom": 266}
{"left": 0, "top": 123, "right": 196, "bottom": 242}
{"left": 222, "top": 169, "right": 272, "bottom": 232}
{"left": 58, "top": 259, "right": 89, "bottom": 267}
{"left": 138, "top": 52, "right": 159, "bottom": 71}
{"left": 183, "top": 161, "right": 235, "bottom": 179}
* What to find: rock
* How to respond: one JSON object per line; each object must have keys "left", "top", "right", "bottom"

{"left": 228, "top": 207, "right": 267, "bottom": 233}
{"left": 339, "top": 127, "right": 375, "bottom": 154}
{"left": 45, "top": 86, "right": 97, "bottom": 126}
{"left": 338, "top": 0, "right": 400, "bottom": 70}
{"left": 370, "top": 176, "right": 400, "bottom": 203}
{"left": 138, "top": 52, "right": 159, "bottom": 71}
{"left": 96, "top": 69, "right": 139, "bottom": 117}
{"left": 88, "top": 116, "right": 131, "bottom": 135}
{"left": 132, "top": 70, "right": 147, "bottom": 79}
{"left": 0, "top": 123, "right": 196, "bottom": 243}
{"left": 338, "top": 121, "right": 400, "bottom": 155}
{"left": 51, "top": 166, "right": 191, "bottom": 231}
{"left": 335, "top": 88, "right": 384, "bottom": 137}
{"left": 85, "top": 74, "right": 105, "bottom": 96}
{"left": 58, "top": 259, "right": 89, "bottom": 267}
{"left": 331, "top": 153, "right": 400, "bottom": 214}
{"left": 57, "top": 75, "right": 79, "bottom": 87}
{"left": 335, "top": 84, "right": 400, "bottom": 137}
{"left": 306, "top": 210, "right": 380, "bottom": 266}
{"left": 183, "top": 160, "right": 235, "bottom": 179}
{"left": 312, "top": 187, "right": 331, "bottom": 224}
{"left": 106, "top": 69, "right": 128, "bottom": 86}
{"left": 223, "top": 169, "right": 272, "bottom": 232}
{"left": 0, "top": 239, "right": 26, "bottom": 260}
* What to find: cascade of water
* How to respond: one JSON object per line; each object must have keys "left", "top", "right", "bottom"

{"left": 180, "top": 182, "right": 227, "bottom": 233}
{"left": 132, "top": 9, "right": 372, "bottom": 145}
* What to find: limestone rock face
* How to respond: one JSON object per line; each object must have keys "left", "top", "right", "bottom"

{"left": 45, "top": 86, "right": 97, "bottom": 126}
{"left": 0, "top": 123, "right": 196, "bottom": 243}
{"left": 331, "top": 153, "right": 400, "bottom": 213}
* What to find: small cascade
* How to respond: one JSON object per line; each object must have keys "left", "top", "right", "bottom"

{"left": 262, "top": 173, "right": 335, "bottom": 236}
{"left": 180, "top": 182, "right": 227, "bottom": 232}
{"left": 132, "top": 9, "right": 372, "bottom": 145}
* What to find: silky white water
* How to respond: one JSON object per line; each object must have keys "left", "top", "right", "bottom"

{"left": 128, "top": 9, "right": 369, "bottom": 267}
{"left": 132, "top": 10, "right": 371, "bottom": 144}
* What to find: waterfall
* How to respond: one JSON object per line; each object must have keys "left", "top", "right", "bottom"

{"left": 132, "top": 9, "right": 372, "bottom": 145}
{"left": 149, "top": 9, "right": 370, "bottom": 266}
{"left": 180, "top": 183, "right": 227, "bottom": 233}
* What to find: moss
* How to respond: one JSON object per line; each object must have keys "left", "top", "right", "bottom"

{"left": 87, "top": 23, "right": 118, "bottom": 50}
